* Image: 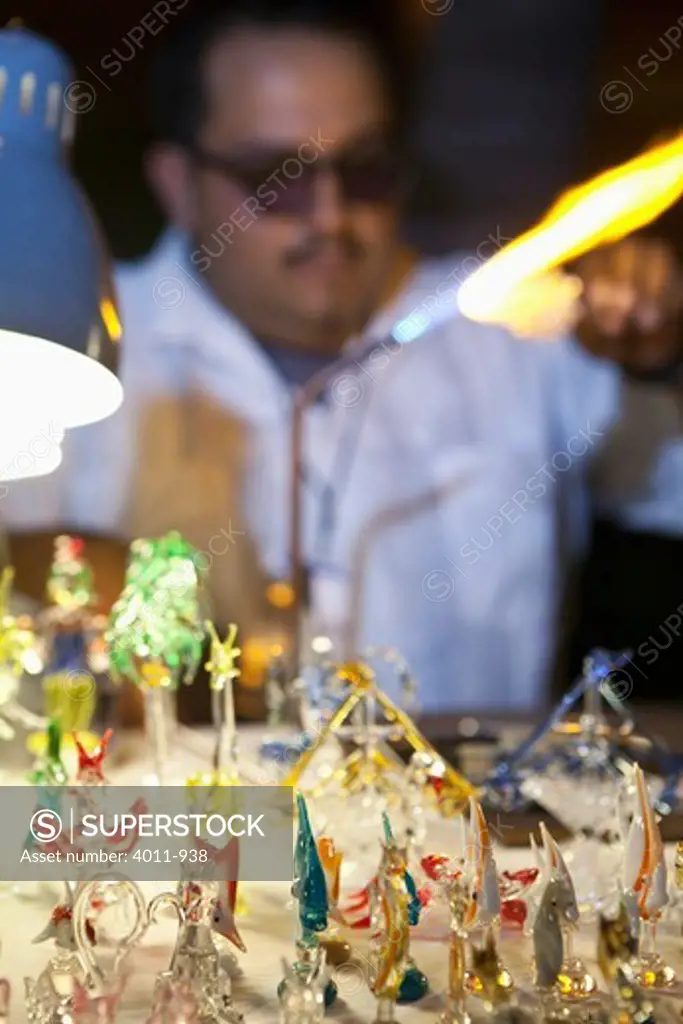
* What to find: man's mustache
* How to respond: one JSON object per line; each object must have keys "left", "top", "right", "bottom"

{"left": 284, "top": 234, "right": 366, "bottom": 267}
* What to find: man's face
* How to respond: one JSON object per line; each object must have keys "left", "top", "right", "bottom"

{"left": 155, "top": 28, "right": 401, "bottom": 351}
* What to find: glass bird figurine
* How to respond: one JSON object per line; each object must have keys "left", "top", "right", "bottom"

{"left": 622, "top": 764, "right": 675, "bottom": 990}
{"left": 529, "top": 823, "right": 597, "bottom": 1021}
{"left": 147, "top": 837, "right": 246, "bottom": 1023}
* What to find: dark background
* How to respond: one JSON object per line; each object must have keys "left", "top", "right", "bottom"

{"left": 5, "top": 0, "right": 683, "bottom": 259}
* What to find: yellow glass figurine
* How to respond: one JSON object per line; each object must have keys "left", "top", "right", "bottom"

{"left": 316, "top": 835, "right": 352, "bottom": 966}
{"left": 282, "top": 658, "right": 474, "bottom": 814}
{"left": 370, "top": 816, "right": 413, "bottom": 1023}
{"left": 462, "top": 800, "right": 514, "bottom": 1002}
{"left": 187, "top": 622, "right": 242, "bottom": 789}
{"left": 40, "top": 536, "right": 100, "bottom": 733}
{"left": 0, "top": 567, "right": 44, "bottom": 743}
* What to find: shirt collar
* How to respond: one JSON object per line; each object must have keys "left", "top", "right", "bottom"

{"left": 143, "top": 228, "right": 450, "bottom": 375}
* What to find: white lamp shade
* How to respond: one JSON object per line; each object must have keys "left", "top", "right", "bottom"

{"left": 0, "top": 330, "right": 123, "bottom": 430}
{"left": 0, "top": 28, "right": 123, "bottom": 489}
{"left": 0, "top": 439, "right": 63, "bottom": 482}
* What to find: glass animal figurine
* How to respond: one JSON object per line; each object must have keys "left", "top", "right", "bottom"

{"left": 146, "top": 973, "right": 200, "bottom": 1024}
{"left": 622, "top": 764, "right": 674, "bottom": 990}
{"left": 316, "top": 835, "right": 352, "bottom": 966}
{"left": 24, "top": 882, "right": 91, "bottom": 1023}
{"left": 368, "top": 813, "right": 427, "bottom": 1022}
{"left": 147, "top": 839, "right": 246, "bottom": 1023}
{"left": 528, "top": 823, "right": 599, "bottom": 1021}
{"left": 25, "top": 875, "right": 147, "bottom": 1024}
{"left": 279, "top": 948, "right": 327, "bottom": 1024}
{"left": 421, "top": 799, "right": 511, "bottom": 1024}
{"left": 73, "top": 728, "right": 113, "bottom": 785}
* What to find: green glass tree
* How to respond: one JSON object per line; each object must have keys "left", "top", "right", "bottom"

{"left": 106, "top": 532, "right": 208, "bottom": 782}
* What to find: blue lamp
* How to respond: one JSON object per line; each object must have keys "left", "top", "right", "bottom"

{"left": 0, "top": 24, "right": 122, "bottom": 479}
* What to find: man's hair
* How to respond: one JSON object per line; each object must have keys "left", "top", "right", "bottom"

{"left": 149, "top": 0, "right": 410, "bottom": 148}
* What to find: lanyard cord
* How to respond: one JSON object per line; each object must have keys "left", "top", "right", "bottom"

{"left": 292, "top": 336, "right": 402, "bottom": 588}
{"left": 304, "top": 389, "right": 374, "bottom": 572}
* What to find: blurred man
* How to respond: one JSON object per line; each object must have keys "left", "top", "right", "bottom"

{"left": 570, "top": 239, "right": 683, "bottom": 701}
{"left": 3, "top": 2, "right": 681, "bottom": 712}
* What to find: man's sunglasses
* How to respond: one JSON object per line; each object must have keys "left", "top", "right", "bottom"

{"left": 189, "top": 143, "right": 406, "bottom": 214}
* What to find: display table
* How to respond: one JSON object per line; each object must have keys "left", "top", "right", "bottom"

{"left": 2, "top": 725, "right": 683, "bottom": 1022}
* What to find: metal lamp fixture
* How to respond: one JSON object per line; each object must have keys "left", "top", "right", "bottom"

{"left": 0, "top": 24, "right": 123, "bottom": 481}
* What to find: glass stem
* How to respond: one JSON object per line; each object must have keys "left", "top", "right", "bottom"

{"left": 211, "top": 687, "right": 223, "bottom": 772}
{"left": 144, "top": 687, "right": 168, "bottom": 784}
{"left": 365, "top": 693, "right": 376, "bottom": 768}
{"left": 211, "top": 681, "right": 237, "bottom": 779}
{"left": 375, "top": 996, "right": 395, "bottom": 1022}
{"left": 223, "top": 678, "right": 237, "bottom": 780}
{"left": 448, "top": 928, "right": 467, "bottom": 1017}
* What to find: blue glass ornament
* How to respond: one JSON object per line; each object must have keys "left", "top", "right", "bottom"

{"left": 295, "top": 793, "right": 328, "bottom": 934}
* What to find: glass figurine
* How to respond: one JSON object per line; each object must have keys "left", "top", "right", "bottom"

{"left": 71, "top": 981, "right": 122, "bottom": 1023}
{"left": 282, "top": 657, "right": 473, "bottom": 804}
{"left": 186, "top": 624, "right": 260, "bottom": 788}
{"left": 0, "top": 567, "right": 44, "bottom": 747}
{"left": 46, "top": 536, "right": 94, "bottom": 613}
{"left": 280, "top": 794, "right": 337, "bottom": 1008}
{"left": 205, "top": 622, "right": 240, "bottom": 785}
{"left": 597, "top": 893, "right": 667, "bottom": 1024}
{"left": 622, "top": 764, "right": 675, "bottom": 990}
{"left": 316, "top": 835, "right": 352, "bottom": 966}
{"left": 106, "top": 532, "right": 207, "bottom": 784}
{"left": 40, "top": 536, "right": 105, "bottom": 734}
{"left": 597, "top": 895, "right": 639, "bottom": 989}
{"left": 73, "top": 728, "right": 113, "bottom": 785}
{"left": 25, "top": 876, "right": 147, "bottom": 1024}
{"left": 283, "top": 659, "right": 473, "bottom": 885}
{"left": 279, "top": 948, "right": 326, "bottom": 1024}
{"left": 29, "top": 718, "right": 68, "bottom": 786}
{"left": 421, "top": 800, "right": 512, "bottom": 1024}
{"left": 147, "top": 838, "right": 246, "bottom": 1023}
{"left": 469, "top": 930, "right": 537, "bottom": 1024}
{"left": 69, "top": 876, "right": 147, "bottom": 1022}
{"left": 529, "top": 823, "right": 598, "bottom": 1022}
{"left": 459, "top": 799, "right": 513, "bottom": 1002}
{"left": 368, "top": 813, "right": 417, "bottom": 1022}
{"left": 437, "top": 869, "right": 471, "bottom": 1024}
{"left": 491, "top": 651, "right": 637, "bottom": 913}
{"left": 146, "top": 973, "right": 200, "bottom": 1024}
{"left": 25, "top": 882, "right": 90, "bottom": 1023}
{"left": 381, "top": 814, "right": 428, "bottom": 1004}
{"left": 264, "top": 648, "right": 289, "bottom": 728}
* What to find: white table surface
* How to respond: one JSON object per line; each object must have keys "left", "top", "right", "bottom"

{"left": 2, "top": 725, "right": 683, "bottom": 1022}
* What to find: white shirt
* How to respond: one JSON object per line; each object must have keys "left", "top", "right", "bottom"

{"left": 7, "top": 229, "right": 676, "bottom": 712}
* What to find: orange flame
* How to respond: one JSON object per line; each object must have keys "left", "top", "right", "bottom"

{"left": 458, "top": 132, "right": 683, "bottom": 331}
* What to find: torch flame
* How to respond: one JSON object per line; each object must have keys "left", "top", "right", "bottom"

{"left": 458, "top": 132, "right": 683, "bottom": 334}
